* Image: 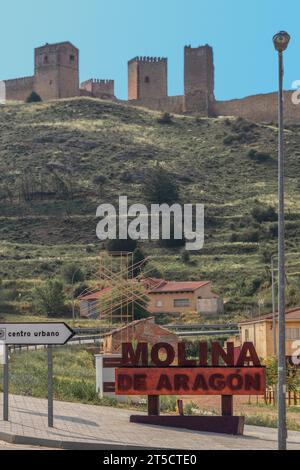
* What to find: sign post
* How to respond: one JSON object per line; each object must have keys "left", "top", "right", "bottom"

{"left": 0, "top": 323, "right": 74, "bottom": 426}
{"left": 48, "top": 346, "right": 53, "bottom": 427}
{"left": 3, "top": 346, "right": 9, "bottom": 421}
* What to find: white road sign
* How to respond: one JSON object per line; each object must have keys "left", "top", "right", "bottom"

{"left": 0, "top": 323, "right": 74, "bottom": 345}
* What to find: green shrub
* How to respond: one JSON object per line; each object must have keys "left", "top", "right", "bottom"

{"left": 251, "top": 204, "right": 277, "bottom": 223}
{"left": 61, "top": 262, "right": 85, "bottom": 284}
{"left": 142, "top": 163, "right": 179, "bottom": 205}
{"left": 33, "top": 279, "right": 67, "bottom": 317}
{"left": 247, "top": 149, "right": 272, "bottom": 162}
{"left": 157, "top": 112, "right": 173, "bottom": 124}
{"left": 160, "top": 395, "right": 177, "bottom": 412}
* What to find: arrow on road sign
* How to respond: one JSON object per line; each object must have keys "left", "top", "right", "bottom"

{"left": 0, "top": 322, "right": 75, "bottom": 345}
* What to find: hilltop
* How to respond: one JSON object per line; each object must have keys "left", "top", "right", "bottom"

{"left": 0, "top": 97, "right": 300, "bottom": 320}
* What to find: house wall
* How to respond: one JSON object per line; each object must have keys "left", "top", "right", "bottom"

{"left": 240, "top": 319, "right": 300, "bottom": 359}
{"left": 240, "top": 322, "right": 268, "bottom": 359}
{"left": 80, "top": 299, "right": 98, "bottom": 317}
{"left": 102, "top": 318, "right": 179, "bottom": 362}
{"left": 148, "top": 284, "right": 217, "bottom": 314}
{"left": 198, "top": 298, "right": 224, "bottom": 315}
{"left": 265, "top": 320, "right": 300, "bottom": 357}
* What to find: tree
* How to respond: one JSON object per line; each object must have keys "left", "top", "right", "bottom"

{"left": 143, "top": 164, "right": 179, "bottom": 205}
{"left": 61, "top": 263, "right": 85, "bottom": 284}
{"left": 33, "top": 279, "right": 66, "bottom": 317}
{"left": 26, "top": 91, "right": 42, "bottom": 103}
{"left": 131, "top": 246, "right": 147, "bottom": 278}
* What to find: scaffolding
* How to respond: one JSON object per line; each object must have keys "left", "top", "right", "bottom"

{"left": 79, "top": 251, "right": 149, "bottom": 330}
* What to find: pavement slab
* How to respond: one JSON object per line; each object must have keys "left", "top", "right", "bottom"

{"left": 0, "top": 394, "right": 299, "bottom": 450}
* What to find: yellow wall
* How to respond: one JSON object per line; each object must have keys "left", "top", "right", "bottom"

{"left": 240, "top": 320, "right": 300, "bottom": 359}
{"left": 148, "top": 284, "right": 215, "bottom": 314}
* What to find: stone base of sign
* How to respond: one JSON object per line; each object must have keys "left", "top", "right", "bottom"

{"left": 129, "top": 415, "right": 245, "bottom": 435}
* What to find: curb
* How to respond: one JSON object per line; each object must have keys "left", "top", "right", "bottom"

{"left": 0, "top": 430, "right": 164, "bottom": 450}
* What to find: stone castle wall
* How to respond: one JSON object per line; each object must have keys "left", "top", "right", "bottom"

{"left": 214, "top": 91, "right": 300, "bottom": 123}
{"left": 128, "top": 95, "right": 184, "bottom": 114}
{"left": 4, "top": 76, "right": 35, "bottom": 101}
{"left": 80, "top": 79, "right": 114, "bottom": 98}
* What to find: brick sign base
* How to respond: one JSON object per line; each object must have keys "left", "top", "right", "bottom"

{"left": 130, "top": 415, "right": 245, "bottom": 436}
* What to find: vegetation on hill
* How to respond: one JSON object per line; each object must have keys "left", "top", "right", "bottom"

{"left": 0, "top": 97, "right": 300, "bottom": 320}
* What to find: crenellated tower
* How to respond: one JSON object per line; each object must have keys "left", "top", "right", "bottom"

{"left": 184, "top": 44, "right": 215, "bottom": 116}
{"left": 128, "top": 56, "right": 167, "bottom": 101}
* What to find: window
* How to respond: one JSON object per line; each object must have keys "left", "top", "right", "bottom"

{"left": 286, "top": 328, "right": 300, "bottom": 340}
{"left": 173, "top": 299, "right": 190, "bottom": 308}
{"left": 155, "top": 300, "right": 163, "bottom": 308}
{"left": 245, "top": 329, "right": 249, "bottom": 341}
{"left": 44, "top": 55, "right": 48, "bottom": 64}
{"left": 70, "top": 54, "right": 75, "bottom": 62}
{"left": 144, "top": 76, "right": 150, "bottom": 83}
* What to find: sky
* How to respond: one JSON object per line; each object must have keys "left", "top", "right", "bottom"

{"left": 1, "top": 0, "right": 299, "bottom": 100}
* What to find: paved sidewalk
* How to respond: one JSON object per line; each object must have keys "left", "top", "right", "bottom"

{"left": 0, "top": 394, "right": 299, "bottom": 450}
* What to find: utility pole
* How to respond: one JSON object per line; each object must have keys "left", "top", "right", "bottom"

{"left": 273, "top": 31, "right": 290, "bottom": 451}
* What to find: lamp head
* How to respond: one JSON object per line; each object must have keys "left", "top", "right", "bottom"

{"left": 273, "top": 31, "right": 291, "bottom": 52}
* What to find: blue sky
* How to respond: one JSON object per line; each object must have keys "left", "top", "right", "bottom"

{"left": 1, "top": 0, "right": 299, "bottom": 100}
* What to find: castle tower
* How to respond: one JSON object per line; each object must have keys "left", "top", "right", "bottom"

{"left": 34, "top": 42, "right": 79, "bottom": 100}
{"left": 184, "top": 45, "right": 215, "bottom": 116}
{"left": 128, "top": 56, "right": 167, "bottom": 101}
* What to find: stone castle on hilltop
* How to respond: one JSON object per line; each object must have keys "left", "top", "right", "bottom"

{"left": 3, "top": 41, "right": 300, "bottom": 123}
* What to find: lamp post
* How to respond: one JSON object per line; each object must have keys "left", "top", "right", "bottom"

{"left": 71, "top": 268, "right": 82, "bottom": 322}
{"left": 273, "top": 30, "right": 290, "bottom": 451}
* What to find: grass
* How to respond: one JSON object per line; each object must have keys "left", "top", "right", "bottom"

{"left": 244, "top": 414, "right": 300, "bottom": 432}
{"left": 0, "top": 98, "right": 300, "bottom": 320}
{"left": 0, "top": 346, "right": 190, "bottom": 414}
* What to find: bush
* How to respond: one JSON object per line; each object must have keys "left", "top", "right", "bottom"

{"left": 244, "top": 277, "right": 262, "bottom": 296}
{"left": 160, "top": 396, "right": 177, "bottom": 412}
{"left": 223, "top": 133, "right": 240, "bottom": 145}
{"left": 33, "top": 279, "right": 67, "bottom": 317}
{"left": 157, "top": 112, "right": 173, "bottom": 124}
{"left": 247, "top": 149, "right": 272, "bottom": 162}
{"left": 230, "top": 229, "right": 260, "bottom": 243}
{"left": 251, "top": 204, "right": 277, "bottom": 223}
{"left": 132, "top": 247, "right": 147, "bottom": 277}
{"left": 26, "top": 91, "right": 42, "bottom": 103}
{"left": 61, "top": 263, "right": 85, "bottom": 284}
{"left": 142, "top": 164, "right": 179, "bottom": 205}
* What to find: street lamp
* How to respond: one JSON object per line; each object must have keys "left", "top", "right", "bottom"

{"left": 273, "top": 30, "right": 290, "bottom": 451}
{"left": 71, "top": 268, "right": 82, "bottom": 322}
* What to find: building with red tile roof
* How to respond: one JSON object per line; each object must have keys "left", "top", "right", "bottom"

{"left": 79, "top": 278, "right": 223, "bottom": 318}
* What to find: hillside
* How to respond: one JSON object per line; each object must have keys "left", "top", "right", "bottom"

{"left": 0, "top": 97, "right": 300, "bottom": 320}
